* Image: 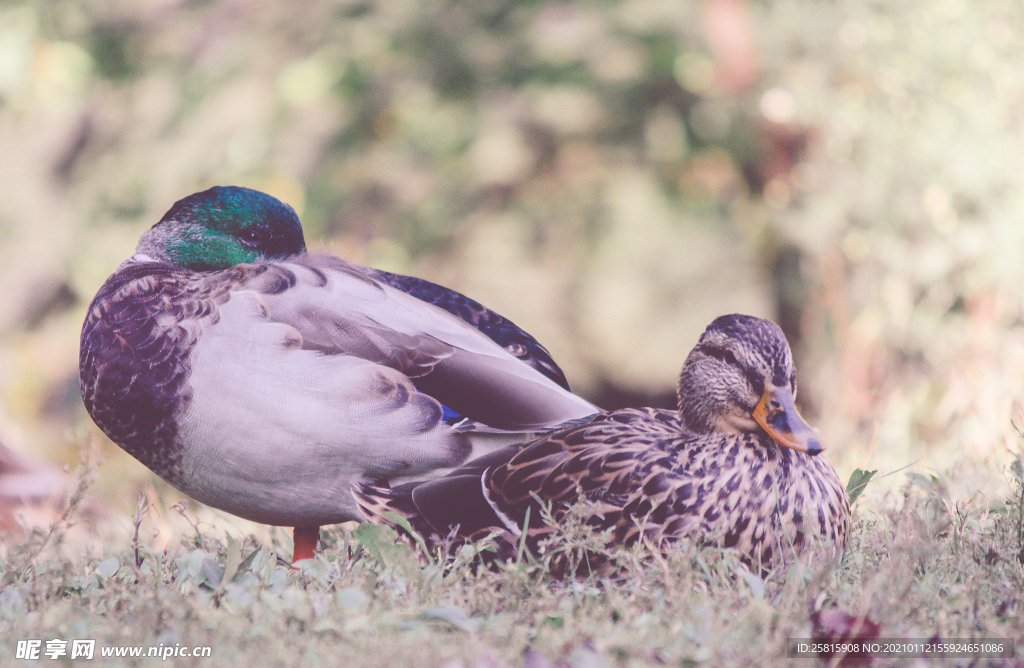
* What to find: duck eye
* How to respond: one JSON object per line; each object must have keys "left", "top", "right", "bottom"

{"left": 701, "top": 346, "right": 740, "bottom": 367}
{"left": 238, "top": 227, "right": 263, "bottom": 246}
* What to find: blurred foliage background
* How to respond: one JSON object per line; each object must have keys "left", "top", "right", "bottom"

{"left": 0, "top": 0, "right": 1023, "bottom": 528}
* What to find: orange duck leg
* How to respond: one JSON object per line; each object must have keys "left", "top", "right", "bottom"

{"left": 292, "top": 525, "right": 320, "bottom": 563}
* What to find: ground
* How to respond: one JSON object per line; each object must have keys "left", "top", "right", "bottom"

{"left": 1, "top": 454, "right": 1022, "bottom": 667}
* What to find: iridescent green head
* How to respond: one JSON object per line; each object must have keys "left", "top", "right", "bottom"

{"left": 136, "top": 186, "right": 306, "bottom": 271}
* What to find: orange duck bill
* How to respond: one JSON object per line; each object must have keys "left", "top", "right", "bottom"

{"left": 752, "top": 383, "right": 823, "bottom": 455}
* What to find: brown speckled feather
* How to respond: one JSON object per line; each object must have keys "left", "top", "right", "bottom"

{"left": 487, "top": 408, "right": 849, "bottom": 567}
{"left": 79, "top": 261, "right": 265, "bottom": 486}
{"left": 355, "top": 314, "right": 852, "bottom": 572}
{"left": 357, "top": 408, "right": 849, "bottom": 570}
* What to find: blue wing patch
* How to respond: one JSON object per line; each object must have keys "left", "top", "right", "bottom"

{"left": 440, "top": 402, "right": 464, "bottom": 425}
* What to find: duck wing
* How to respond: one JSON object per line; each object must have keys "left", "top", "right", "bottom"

{"left": 481, "top": 409, "right": 680, "bottom": 531}
{"left": 253, "top": 255, "right": 598, "bottom": 431}
{"left": 81, "top": 255, "right": 597, "bottom": 525}
{"left": 355, "top": 266, "right": 570, "bottom": 390}
{"left": 355, "top": 409, "right": 680, "bottom": 539}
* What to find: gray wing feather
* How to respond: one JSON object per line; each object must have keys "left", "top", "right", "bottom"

{"left": 247, "top": 255, "right": 599, "bottom": 431}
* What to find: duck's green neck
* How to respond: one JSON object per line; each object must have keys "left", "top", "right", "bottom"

{"left": 171, "top": 234, "right": 252, "bottom": 267}
{"left": 136, "top": 186, "right": 307, "bottom": 272}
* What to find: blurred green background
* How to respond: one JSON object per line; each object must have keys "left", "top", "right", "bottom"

{"left": 1, "top": 0, "right": 1022, "bottom": 529}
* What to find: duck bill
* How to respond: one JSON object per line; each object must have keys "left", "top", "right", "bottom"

{"left": 752, "top": 384, "right": 824, "bottom": 455}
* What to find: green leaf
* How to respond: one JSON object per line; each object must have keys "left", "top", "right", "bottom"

{"left": 906, "top": 471, "right": 949, "bottom": 501}
{"left": 517, "top": 506, "right": 532, "bottom": 563}
{"left": 235, "top": 548, "right": 261, "bottom": 577}
{"left": 219, "top": 534, "right": 241, "bottom": 590}
{"left": 846, "top": 468, "right": 877, "bottom": 505}
{"left": 200, "top": 558, "right": 223, "bottom": 588}
{"left": 382, "top": 511, "right": 434, "bottom": 566}
{"left": 353, "top": 523, "right": 397, "bottom": 565}
{"left": 735, "top": 566, "right": 765, "bottom": 600}
{"left": 95, "top": 557, "right": 120, "bottom": 579}
{"left": 421, "top": 605, "right": 480, "bottom": 633}
{"left": 353, "top": 523, "right": 418, "bottom": 576}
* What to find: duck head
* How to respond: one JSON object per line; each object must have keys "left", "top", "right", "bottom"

{"left": 676, "top": 314, "right": 823, "bottom": 455}
{"left": 136, "top": 186, "right": 306, "bottom": 271}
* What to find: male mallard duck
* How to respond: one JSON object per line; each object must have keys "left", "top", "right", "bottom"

{"left": 356, "top": 314, "right": 851, "bottom": 571}
{"left": 79, "top": 186, "right": 599, "bottom": 561}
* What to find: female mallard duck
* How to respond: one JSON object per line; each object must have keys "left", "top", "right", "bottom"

{"left": 356, "top": 314, "right": 851, "bottom": 571}
{"left": 79, "top": 186, "right": 598, "bottom": 561}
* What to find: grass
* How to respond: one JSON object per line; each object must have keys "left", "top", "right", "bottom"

{"left": 1, "top": 452, "right": 1022, "bottom": 667}
{"left": 2, "top": 0, "right": 1024, "bottom": 664}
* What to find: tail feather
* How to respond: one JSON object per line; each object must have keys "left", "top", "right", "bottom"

{"left": 352, "top": 476, "right": 589, "bottom": 574}
{"left": 353, "top": 473, "right": 504, "bottom": 539}
{"left": 351, "top": 481, "right": 435, "bottom": 539}
{"left": 409, "top": 474, "right": 501, "bottom": 535}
